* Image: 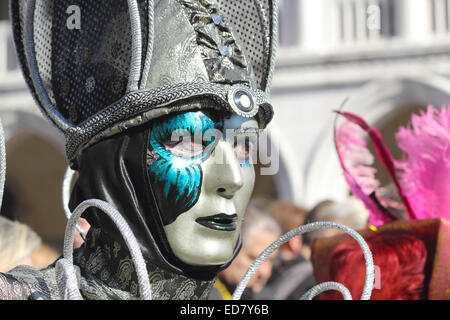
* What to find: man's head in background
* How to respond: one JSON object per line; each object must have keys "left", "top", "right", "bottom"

{"left": 268, "top": 201, "right": 307, "bottom": 261}
{"left": 299, "top": 198, "right": 369, "bottom": 260}
{"left": 304, "top": 198, "right": 369, "bottom": 243}
{"left": 220, "top": 204, "right": 282, "bottom": 295}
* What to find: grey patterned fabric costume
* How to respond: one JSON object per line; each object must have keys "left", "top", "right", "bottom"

{"left": 2, "top": 0, "right": 279, "bottom": 300}
{"left": 0, "top": 228, "right": 213, "bottom": 300}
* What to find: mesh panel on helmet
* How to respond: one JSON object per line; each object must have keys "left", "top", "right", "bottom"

{"left": 14, "top": 0, "right": 155, "bottom": 126}
{"left": 215, "top": 0, "right": 273, "bottom": 92}
{"left": 34, "top": 1, "right": 56, "bottom": 106}
{"left": 49, "top": 0, "right": 132, "bottom": 125}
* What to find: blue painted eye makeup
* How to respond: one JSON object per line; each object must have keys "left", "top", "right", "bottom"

{"left": 146, "top": 111, "right": 223, "bottom": 225}
{"left": 150, "top": 112, "right": 219, "bottom": 161}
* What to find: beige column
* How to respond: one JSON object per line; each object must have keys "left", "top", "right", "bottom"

{"left": 298, "top": 0, "right": 326, "bottom": 51}
{"left": 434, "top": 0, "right": 448, "bottom": 34}
{"left": 393, "top": 0, "right": 432, "bottom": 41}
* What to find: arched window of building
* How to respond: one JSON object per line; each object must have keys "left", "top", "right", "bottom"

{"left": 278, "top": 0, "right": 300, "bottom": 47}
{"left": 0, "top": 18, "right": 19, "bottom": 75}
{"left": 6, "top": 33, "right": 18, "bottom": 72}
{"left": 0, "top": 2, "right": 8, "bottom": 21}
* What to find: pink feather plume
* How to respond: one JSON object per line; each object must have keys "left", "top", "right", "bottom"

{"left": 395, "top": 105, "right": 450, "bottom": 220}
{"left": 334, "top": 111, "right": 418, "bottom": 226}
{"left": 335, "top": 115, "right": 392, "bottom": 226}
{"left": 335, "top": 121, "right": 380, "bottom": 194}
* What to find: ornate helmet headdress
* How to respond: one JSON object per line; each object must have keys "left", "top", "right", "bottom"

{"left": 11, "top": 0, "right": 278, "bottom": 164}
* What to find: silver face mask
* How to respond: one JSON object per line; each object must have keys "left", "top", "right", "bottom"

{"left": 162, "top": 115, "right": 258, "bottom": 265}
{"left": 146, "top": 109, "right": 258, "bottom": 265}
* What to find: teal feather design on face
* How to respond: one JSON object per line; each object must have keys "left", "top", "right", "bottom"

{"left": 147, "top": 112, "right": 220, "bottom": 210}
{"left": 240, "top": 160, "right": 252, "bottom": 168}
{"left": 148, "top": 157, "right": 201, "bottom": 204}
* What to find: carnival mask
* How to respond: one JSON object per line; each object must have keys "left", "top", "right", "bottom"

{"left": 147, "top": 110, "right": 258, "bottom": 265}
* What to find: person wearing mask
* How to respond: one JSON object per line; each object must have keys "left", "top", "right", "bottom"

{"left": 2, "top": 0, "right": 279, "bottom": 300}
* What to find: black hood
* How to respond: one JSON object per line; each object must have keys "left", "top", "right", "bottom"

{"left": 69, "top": 123, "right": 242, "bottom": 281}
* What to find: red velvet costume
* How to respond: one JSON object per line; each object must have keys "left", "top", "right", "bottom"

{"left": 321, "top": 233, "right": 427, "bottom": 300}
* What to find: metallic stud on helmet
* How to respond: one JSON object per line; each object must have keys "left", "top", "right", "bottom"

{"left": 228, "top": 86, "right": 259, "bottom": 118}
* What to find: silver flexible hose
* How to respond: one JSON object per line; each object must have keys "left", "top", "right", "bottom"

{"left": 0, "top": 119, "right": 5, "bottom": 209}
{"left": 266, "top": 0, "right": 279, "bottom": 95}
{"left": 232, "top": 222, "right": 374, "bottom": 300}
{"left": 140, "top": 0, "right": 155, "bottom": 90}
{"left": 300, "top": 281, "right": 352, "bottom": 300}
{"left": 24, "top": 0, "right": 72, "bottom": 130}
{"left": 127, "top": 0, "right": 143, "bottom": 92}
{"left": 63, "top": 199, "right": 152, "bottom": 300}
